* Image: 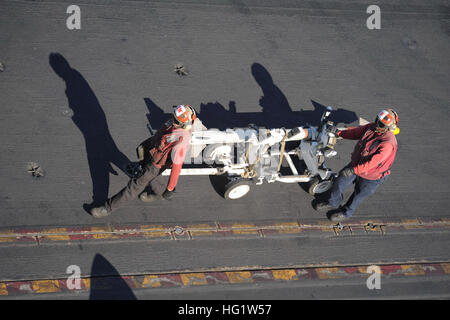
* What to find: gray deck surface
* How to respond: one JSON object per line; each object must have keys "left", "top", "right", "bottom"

{"left": 0, "top": 0, "right": 449, "bottom": 299}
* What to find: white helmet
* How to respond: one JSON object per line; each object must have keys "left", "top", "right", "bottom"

{"left": 173, "top": 104, "right": 196, "bottom": 129}
{"left": 375, "top": 109, "right": 398, "bottom": 132}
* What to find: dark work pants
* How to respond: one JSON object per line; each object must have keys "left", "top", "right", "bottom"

{"left": 328, "top": 173, "right": 388, "bottom": 217}
{"left": 105, "top": 162, "right": 166, "bottom": 212}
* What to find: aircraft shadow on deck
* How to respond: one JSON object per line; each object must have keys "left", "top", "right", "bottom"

{"left": 89, "top": 254, "right": 137, "bottom": 300}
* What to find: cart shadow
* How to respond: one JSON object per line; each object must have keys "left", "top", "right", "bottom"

{"left": 208, "top": 174, "right": 229, "bottom": 198}
{"left": 49, "top": 53, "right": 132, "bottom": 212}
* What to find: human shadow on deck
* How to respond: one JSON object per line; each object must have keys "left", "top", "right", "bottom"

{"left": 49, "top": 53, "right": 131, "bottom": 211}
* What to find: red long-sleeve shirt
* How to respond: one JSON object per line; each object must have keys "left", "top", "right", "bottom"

{"left": 167, "top": 129, "right": 191, "bottom": 190}
{"left": 338, "top": 123, "right": 397, "bottom": 180}
{"left": 149, "top": 122, "right": 191, "bottom": 190}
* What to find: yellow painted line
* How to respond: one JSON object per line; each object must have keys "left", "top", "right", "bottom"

{"left": 0, "top": 230, "right": 25, "bottom": 243}
{"left": 273, "top": 222, "right": 301, "bottom": 234}
{"left": 140, "top": 225, "right": 171, "bottom": 238}
{"left": 187, "top": 223, "right": 216, "bottom": 230}
{"left": 40, "top": 228, "right": 71, "bottom": 241}
{"left": 1, "top": 216, "right": 450, "bottom": 245}
{"left": 315, "top": 267, "right": 342, "bottom": 279}
{"left": 272, "top": 269, "right": 298, "bottom": 280}
{"left": 140, "top": 230, "right": 171, "bottom": 238}
{"left": 139, "top": 225, "right": 166, "bottom": 232}
{"left": 180, "top": 273, "right": 208, "bottom": 286}
{"left": 142, "top": 275, "right": 162, "bottom": 288}
{"left": 89, "top": 226, "right": 117, "bottom": 240}
{"left": 358, "top": 266, "right": 368, "bottom": 274}
{"left": 31, "top": 280, "right": 61, "bottom": 293}
{"left": 0, "top": 236, "right": 18, "bottom": 243}
{"left": 189, "top": 230, "right": 215, "bottom": 237}
{"left": 82, "top": 278, "right": 91, "bottom": 289}
{"left": 226, "top": 271, "right": 254, "bottom": 283}
{"left": 357, "top": 266, "right": 382, "bottom": 274}
{"left": 401, "top": 264, "right": 426, "bottom": 276}
{"left": 1, "top": 262, "right": 450, "bottom": 296}
{"left": 441, "top": 263, "right": 450, "bottom": 274}
{"left": 188, "top": 224, "right": 215, "bottom": 237}
{"left": 230, "top": 224, "right": 259, "bottom": 235}
{"left": 401, "top": 219, "right": 423, "bottom": 229}
{"left": 314, "top": 221, "right": 334, "bottom": 232}
{"left": 0, "top": 283, "right": 7, "bottom": 295}
{"left": 141, "top": 231, "right": 171, "bottom": 238}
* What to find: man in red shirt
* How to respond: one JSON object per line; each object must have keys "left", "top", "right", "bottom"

{"left": 90, "top": 104, "right": 195, "bottom": 218}
{"left": 313, "top": 109, "right": 399, "bottom": 222}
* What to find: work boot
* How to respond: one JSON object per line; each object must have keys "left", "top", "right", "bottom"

{"left": 312, "top": 199, "right": 338, "bottom": 211}
{"left": 139, "top": 192, "right": 160, "bottom": 203}
{"left": 327, "top": 211, "right": 348, "bottom": 222}
{"left": 90, "top": 206, "right": 111, "bottom": 218}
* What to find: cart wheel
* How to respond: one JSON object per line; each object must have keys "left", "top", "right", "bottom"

{"left": 224, "top": 178, "right": 252, "bottom": 200}
{"left": 307, "top": 177, "right": 333, "bottom": 195}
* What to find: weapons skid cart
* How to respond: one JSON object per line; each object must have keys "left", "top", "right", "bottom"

{"left": 144, "top": 106, "right": 339, "bottom": 200}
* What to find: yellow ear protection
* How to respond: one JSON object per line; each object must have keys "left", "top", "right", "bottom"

{"left": 186, "top": 105, "right": 196, "bottom": 130}
{"left": 376, "top": 109, "right": 400, "bottom": 135}
{"left": 389, "top": 109, "right": 400, "bottom": 135}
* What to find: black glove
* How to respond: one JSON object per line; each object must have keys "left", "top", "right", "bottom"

{"left": 287, "top": 127, "right": 300, "bottom": 139}
{"left": 339, "top": 166, "right": 354, "bottom": 178}
{"left": 329, "top": 126, "right": 341, "bottom": 137}
{"left": 162, "top": 188, "right": 175, "bottom": 201}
